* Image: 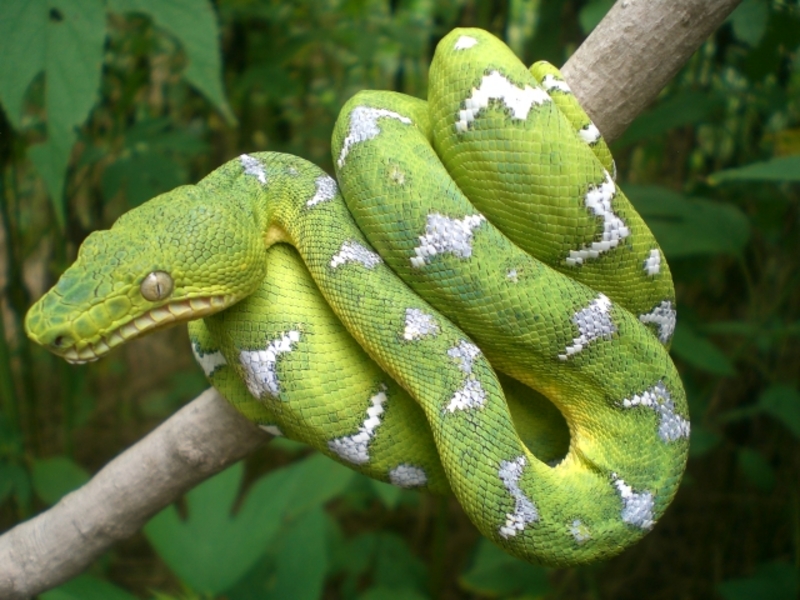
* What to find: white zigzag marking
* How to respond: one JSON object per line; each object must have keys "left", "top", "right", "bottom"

{"left": 447, "top": 340, "right": 481, "bottom": 374}
{"left": 638, "top": 300, "right": 676, "bottom": 344}
{"left": 570, "top": 519, "right": 592, "bottom": 544}
{"left": 410, "top": 213, "right": 486, "bottom": 268}
{"left": 559, "top": 294, "right": 616, "bottom": 360}
{"left": 565, "top": 171, "right": 630, "bottom": 265}
{"left": 643, "top": 248, "right": 661, "bottom": 276}
{"left": 328, "top": 385, "right": 388, "bottom": 465}
{"left": 191, "top": 342, "right": 227, "bottom": 377}
{"left": 389, "top": 464, "right": 428, "bottom": 488}
{"left": 498, "top": 456, "right": 539, "bottom": 538}
{"left": 444, "top": 379, "right": 486, "bottom": 413}
{"left": 579, "top": 123, "right": 602, "bottom": 144}
{"left": 240, "top": 331, "right": 301, "bottom": 399}
{"left": 541, "top": 74, "right": 571, "bottom": 93}
{"left": 454, "top": 35, "right": 478, "bottom": 50}
{"left": 307, "top": 174, "right": 338, "bottom": 207}
{"left": 330, "top": 240, "right": 383, "bottom": 270}
{"left": 621, "top": 381, "right": 690, "bottom": 442}
{"left": 403, "top": 308, "right": 439, "bottom": 341}
{"left": 612, "top": 474, "right": 655, "bottom": 530}
{"left": 456, "top": 71, "right": 551, "bottom": 133}
{"left": 337, "top": 106, "right": 412, "bottom": 168}
{"left": 240, "top": 153, "right": 266, "bottom": 184}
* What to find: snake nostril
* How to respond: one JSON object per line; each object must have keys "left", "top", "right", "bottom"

{"left": 52, "top": 335, "right": 67, "bottom": 348}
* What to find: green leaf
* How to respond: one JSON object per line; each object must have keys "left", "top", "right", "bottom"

{"left": 615, "top": 90, "right": 722, "bottom": 148}
{"left": 31, "top": 456, "right": 90, "bottom": 505}
{"left": 102, "top": 151, "right": 187, "bottom": 207}
{"left": 758, "top": 385, "right": 800, "bottom": 439}
{"left": 280, "top": 452, "right": 355, "bottom": 520}
{"left": 332, "top": 531, "right": 428, "bottom": 594}
{"left": 46, "top": 0, "right": 106, "bottom": 139}
{"left": 737, "top": 448, "right": 775, "bottom": 492}
{"left": 266, "top": 507, "right": 329, "bottom": 600}
{"left": 0, "top": 0, "right": 45, "bottom": 128}
{"left": 108, "top": 0, "right": 235, "bottom": 124}
{"left": 625, "top": 185, "right": 750, "bottom": 258}
{"left": 372, "top": 533, "right": 428, "bottom": 592}
{"left": 144, "top": 453, "right": 352, "bottom": 595}
{"left": 4, "top": 0, "right": 106, "bottom": 226}
{"left": 145, "top": 462, "right": 287, "bottom": 595}
{"left": 728, "top": 0, "right": 770, "bottom": 47}
{"left": 710, "top": 155, "right": 800, "bottom": 183}
{"left": 27, "top": 127, "right": 75, "bottom": 228}
{"left": 577, "top": 0, "right": 614, "bottom": 35}
{"left": 671, "top": 322, "right": 736, "bottom": 376}
{"left": 717, "top": 562, "right": 799, "bottom": 600}
{"left": 459, "top": 538, "right": 550, "bottom": 597}
{"left": 40, "top": 574, "right": 138, "bottom": 600}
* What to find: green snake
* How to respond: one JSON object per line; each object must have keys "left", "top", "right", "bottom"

{"left": 25, "top": 29, "right": 688, "bottom": 566}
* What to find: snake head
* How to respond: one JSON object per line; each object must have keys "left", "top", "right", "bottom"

{"left": 25, "top": 184, "right": 267, "bottom": 364}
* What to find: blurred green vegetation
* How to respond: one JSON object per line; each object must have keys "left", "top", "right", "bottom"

{"left": 0, "top": 0, "right": 799, "bottom": 598}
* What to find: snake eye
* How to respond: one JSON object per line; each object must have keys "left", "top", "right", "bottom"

{"left": 140, "top": 271, "right": 174, "bottom": 302}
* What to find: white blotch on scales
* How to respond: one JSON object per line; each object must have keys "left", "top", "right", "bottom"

{"left": 638, "top": 300, "right": 676, "bottom": 344}
{"left": 240, "top": 154, "right": 267, "bottom": 184}
{"left": 643, "top": 249, "right": 661, "bottom": 276}
{"left": 579, "top": 123, "right": 602, "bottom": 145}
{"left": 410, "top": 213, "right": 485, "bottom": 268}
{"left": 330, "top": 240, "right": 383, "bottom": 270}
{"left": 448, "top": 340, "right": 481, "bottom": 374}
{"left": 612, "top": 474, "right": 655, "bottom": 530}
{"left": 191, "top": 342, "right": 227, "bottom": 377}
{"left": 328, "top": 385, "right": 388, "bottom": 465}
{"left": 239, "top": 330, "right": 301, "bottom": 399}
{"left": 559, "top": 294, "right": 616, "bottom": 360}
{"left": 541, "top": 74, "right": 571, "bottom": 93}
{"left": 621, "top": 381, "right": 690, "bottom": 442}
{"left": 444, "top": 379, "right": 486, "bottom": 413}
{"left": 403, "top": 308, "right": 439, "bottom": 341}
{"left": 570, "top": 519, "right": 592, "bottom": 544}
{"left": 389, "top": 464, "right": 428, "bottom": 488}
{"left": 498, "top": 456, "right": 539, "bottom": 538}
{"left": 307, "top": 174, "right": 338, "bottom": 207}
{"left": 443, "top": 340, "right": 485, "bottom": 412}
{"left": 337, "top": 106, "right": 412, "bottom": 168}
{"left": 565, "top": 171, "right": 630, "bottom": 265}
{"left": 456, "top": 71, "right": 551, "bottom": 133}
{"left": 453, "top": 35, "right": 478, "bottom": 50}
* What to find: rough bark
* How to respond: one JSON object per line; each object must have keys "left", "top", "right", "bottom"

{"left": 0, "top": 0, "right": 741, "bottom": 597}
{"left": 562, "top": 0, "right": 742, "bottom": 142}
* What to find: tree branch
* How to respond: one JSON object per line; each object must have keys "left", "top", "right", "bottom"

{"left": 0, "top": 390, "right": 270, "bottom": 599}
{"left": 0, "top": 0, "right": 741, "bottom": 597}
{"left": 562, "top": 0, "right": 742, "bottom": 142}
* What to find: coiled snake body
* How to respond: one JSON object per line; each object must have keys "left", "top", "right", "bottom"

{"left": 25, "top": 29, "right": 688, "bottom": 566}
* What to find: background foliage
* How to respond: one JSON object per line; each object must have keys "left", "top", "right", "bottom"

{"left": 0, "top": 0, "right": 799, "bottom": 598}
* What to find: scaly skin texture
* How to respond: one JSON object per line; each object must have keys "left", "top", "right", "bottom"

{"left": 25, "top": 28, "right": 688, "bottom": 566}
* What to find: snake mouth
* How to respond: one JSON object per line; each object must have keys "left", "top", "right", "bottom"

{"left": 61, "top": 295, "right": 234, "bottom": 365}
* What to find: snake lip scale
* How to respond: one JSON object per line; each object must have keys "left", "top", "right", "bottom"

{"left": 56, "top": 295, "right": 233, "bottom": 364}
